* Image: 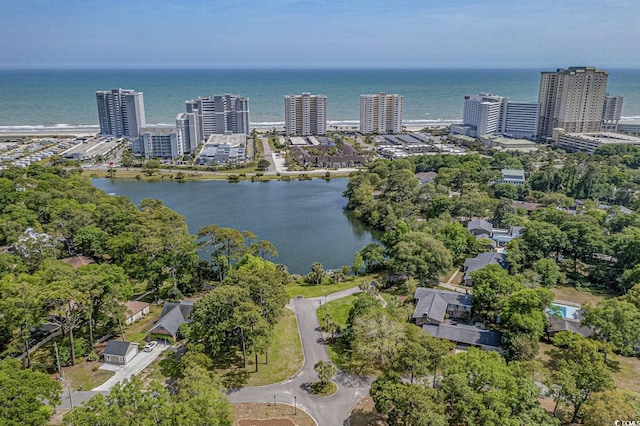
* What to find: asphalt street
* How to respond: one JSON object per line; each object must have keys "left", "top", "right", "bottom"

{"left": 228, "top": 287, "right": 373, "bottom": 426}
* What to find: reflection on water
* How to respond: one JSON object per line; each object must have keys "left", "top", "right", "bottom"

{"left": 91, "top": 178, "right": 378, "bottom": 274}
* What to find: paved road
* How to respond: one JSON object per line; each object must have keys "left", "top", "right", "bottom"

{"left": 261, "top": 136, "right": 278, "bottom": 174}
{"left": 228, "top": 286, "right": 373, "bottom": 426}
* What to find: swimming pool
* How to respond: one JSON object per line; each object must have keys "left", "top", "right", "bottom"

{"left": 548, "top": 303, "right": 581, "bottom": 320}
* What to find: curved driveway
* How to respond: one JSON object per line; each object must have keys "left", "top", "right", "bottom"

{"left": 227, "top": 286, "right": 373, "bottom": 426}
{"left": 60, "top": 287, "right": 372, "bottom": 424}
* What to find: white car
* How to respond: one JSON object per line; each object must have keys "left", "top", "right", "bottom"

{"left": 143, "top": 341, "right": 158, "bottom": 352}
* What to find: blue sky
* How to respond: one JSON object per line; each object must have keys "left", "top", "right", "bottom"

{"left": 1, "top": 0, "right": 638, "bottom": 68}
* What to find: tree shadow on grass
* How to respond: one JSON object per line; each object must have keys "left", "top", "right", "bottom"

{"left": 606, "top": 357, "right": 622, "bottom": 373}
{"left": 215, "top": 351, "right": 252, "bottom": 390}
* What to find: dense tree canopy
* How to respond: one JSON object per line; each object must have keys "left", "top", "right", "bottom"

{"left": 0, "top": 358, "right": 61, "bottom": 426}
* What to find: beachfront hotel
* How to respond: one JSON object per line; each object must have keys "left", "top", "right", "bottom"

{"left": 601, "top": 94, "right": 624, "bottom": 132}
{"left": 451, "top": 93, "right": 539, "bottom": 139}
{"left": 284, "top": 93, "right": 327, "bottom": 136}
{"left": 176, "top": 112, "right": 200, "bottom": 154}
{"left": 359, "top": 92, "right": 404, "bottom": 134}
{"left": 96, "top": 88, "right": 146, "bottom": 139}
{"left": 538, "top": 66, "right": 608, "bottom": 138}
{"left": 184, "top": 94, "right": 250, "bottom": 142}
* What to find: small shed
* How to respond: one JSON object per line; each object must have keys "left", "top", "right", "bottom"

{"left": 103, "top": 340, "right": 139, "bottom": 365}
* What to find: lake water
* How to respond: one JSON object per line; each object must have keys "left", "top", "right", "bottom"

{"left": 91, "top": 178, "right": 378, "bottom": 275}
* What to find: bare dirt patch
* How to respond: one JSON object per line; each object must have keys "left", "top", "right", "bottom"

{"left": 237, "top": 419, "right": 294, "bottom": 426}
{"left": 233, "top": 403, "right": 315, "bottom": 426}
{"left": 349, "top": 395, "right": 387, "bottom": 426}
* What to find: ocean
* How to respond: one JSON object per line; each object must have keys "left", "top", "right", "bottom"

{"left": 1, "top": 68, "right": 639, "bottom": 133}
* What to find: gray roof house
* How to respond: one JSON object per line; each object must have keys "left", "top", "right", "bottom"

{"left": 462, "top": 252, "right": 508, "bottom": 286}
{"left": 147, "top": 300, "right": 194, "bottom": 341}
{"left": 546, "top": 317, "right": 593, "bottom": 338}
{"left": 422, "top": 323, "right": 502, "bottom": 351}
{"left": 412, "top": 288, "right": 472, "bottom": 325}
{"left": 467, "top": 219, "right": 493, "bottom": 236}
{"left": 413, "top": 287, "right": 502, "bottom": 351}
{"left": 103, "top": 340, "right": 139, "bottom": 365}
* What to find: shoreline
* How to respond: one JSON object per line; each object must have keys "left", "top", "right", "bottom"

{"left": 0, "top": 123, "right": 456, "bottom": 138}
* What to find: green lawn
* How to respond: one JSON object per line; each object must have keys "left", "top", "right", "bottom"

{"left": 65, "top": 361, "right": 114, "bottom": 391}
{"left": 318, "top": 294, "right": 357, "bottom": 329}
{"left": 286, "top": 281, "right": 358, "bottom": 298}
{"left": 216, "top": 308, "right": 303, "bottom": 387}
{"left": 286, "top": 274, "right": 380, "bottom": 299}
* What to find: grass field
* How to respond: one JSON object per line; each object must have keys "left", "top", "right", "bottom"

{"left": 538, "top": 341, "right": 640, "bottom": 394}
{"left": 550, "top": 284, "right": 608, "bottom": 307}
{"left": 286, "top": 274, "right": 380, "bottom": 299}
{"left": 608, "top": 353, "right": 640, "bottom": 393}
{"left": 217, "top": 309, "right": 303, "bottom": 387}
{"left": 286, "top": 281, "right": 358, "bottom": 299}
{"left": 317, "top": 295, "right": 357, "bottom": 329}
{"left": 65, "top": 361, "right": 114, "bottom": 391}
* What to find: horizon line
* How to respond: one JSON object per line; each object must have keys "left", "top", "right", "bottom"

{"left": 2, "top": 65, "right": 640, "bottom": 71}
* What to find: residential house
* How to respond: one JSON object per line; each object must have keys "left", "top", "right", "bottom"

{"left": 412, "top": 288, "right": 502, "bottom": 351}
{"left": 546, "top": 318, "right": 593, "bottom": 339}
{"left": 124, "top": 301, "right": 150, "bottom": 325}
{"left": 147, "top": 300, "right": 194, "bottom": 341}
{"left": 103, "top": 340, "right": 139, "bottom": 365}
{"left": 422, "top": 323, "right": 503, "bottom": 351}
{"left": 467, "top": 219, "right": 493, "bottom": 238}
{"left": 412, "top": 287, "right": 472, "bottom": 326}
{"left": 491, "top": 225, "right": 524, "bottom": 247}
{"left": 462, "top": 252, "right": 508, "bottom": 286}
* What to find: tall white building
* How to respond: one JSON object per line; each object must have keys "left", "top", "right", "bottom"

{"left": 452, "top": 93, "right": 539, "bottom": 139}
{"left": 601, "top": 94, "right": 624, "bottom": 132}
{"left": 503, "top": 101, "right": 540, "bottom": 138}
{"left": 132, "top": 126, "right": 183, "bottom": 159}
{"left": 359, "top": 92, "right": 404, "bottom": 134}
{"left": 184, "top": 94, "right": 249, "bottom": 142}
{"left": 462, "top": 93, "right": 506, "bottom": 136}
{"left": 96, "top": 89, "right": 146, "bottom": 138}
{"left": 538, "top": 66, "right": 608, "bottom": 138}
{"left": 176, "top": 112, "right": 200, "bottom": 154}
{"left": 284, "top": 93, "right": 327, "bottom": 136}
